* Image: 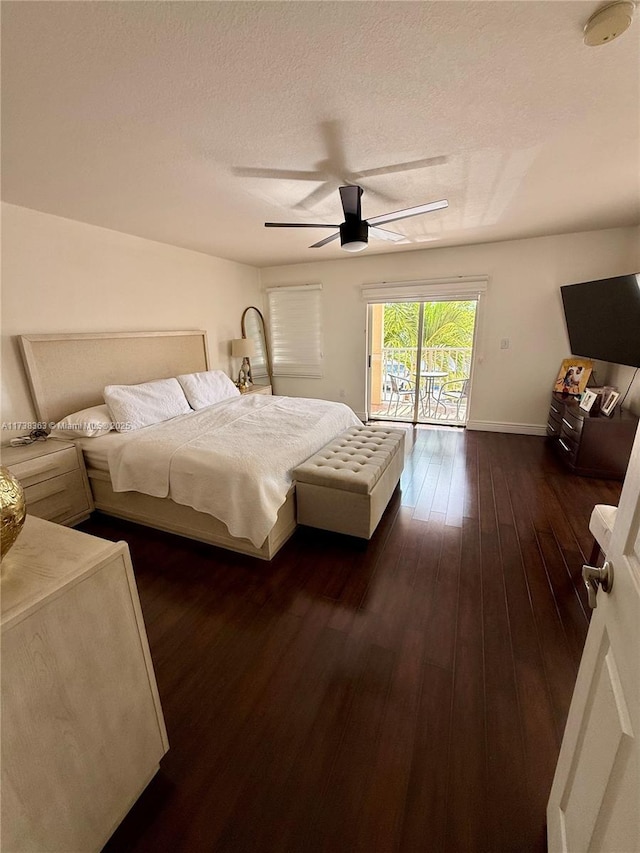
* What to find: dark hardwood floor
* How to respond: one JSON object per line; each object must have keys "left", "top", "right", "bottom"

{"left": 80, "top": 426, "right": 622, "bottom": 853}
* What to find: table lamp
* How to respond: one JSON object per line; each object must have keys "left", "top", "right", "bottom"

{"left": 231, "top": 338, "right": 256, "bottom": 389}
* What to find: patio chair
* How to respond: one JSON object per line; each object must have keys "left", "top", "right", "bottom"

{"left": 436, "top": 377, "right": 469, "bottom": 419}
{"left": 388, "top": 373, "right": 416, "bottom": 415}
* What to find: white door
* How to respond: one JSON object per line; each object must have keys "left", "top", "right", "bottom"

{"left": 547, "top": 424, "right": 640, "bottom": 852}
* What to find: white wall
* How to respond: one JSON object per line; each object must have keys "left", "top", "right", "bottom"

{"left": 1, "top": 203, "right": 261, "bottom": 437}
{"left": 261, "top": 226, "right": 640, "bottom": 431}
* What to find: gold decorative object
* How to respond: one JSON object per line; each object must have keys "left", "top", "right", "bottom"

{"left": 1, "top": 465, "right": 27, "bottom": 558}
{"left": 231, "top": 338, "right": 256, "bottom": 389}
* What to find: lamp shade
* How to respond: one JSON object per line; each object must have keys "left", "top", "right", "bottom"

{"left": 231, "top": 338, "right": 256, "bottom": 358}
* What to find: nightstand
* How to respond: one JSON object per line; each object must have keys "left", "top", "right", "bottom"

{"left": 241, "top": 384, "right": 272, "bottom": 396}
{"left": 1, "top": 438, "right": 94, "bottom": 525}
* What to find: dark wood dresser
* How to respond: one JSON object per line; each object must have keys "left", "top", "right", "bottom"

{"left": 546, "top": 392, "right": 639, "bottom": 480}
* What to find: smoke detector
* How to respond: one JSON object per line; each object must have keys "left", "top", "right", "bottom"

{"left": 584, "top": 1, "right": 635, "bottom": 45}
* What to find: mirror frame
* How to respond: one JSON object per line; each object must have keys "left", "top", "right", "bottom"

{"left": 241, "top": 306, "right": 272, "bottom": 386}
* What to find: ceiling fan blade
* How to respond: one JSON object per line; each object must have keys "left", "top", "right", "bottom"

{"left": 265, "top": 222, "right": 340, "bottom": 228}
{"left": 369, "top": 226, "right": 406, "bottom": 242}
{"left": 339, "top": 185, "right": 363, "bottom": 219}
{"left": 368, "top": 199, "right": 448, "bottom": 227}
{"left": 309, "top": 232, "right": 340, "bottom": 248}
{"left": 320, "top": 119, "right": 347, "bottom": 173}
{"left": 352, "top": 155, "right": 448, "bottom": 180}
{"left": 351, "top": 180, "right": 398, "bottom": 208}
{"left": 294, "top": 181, "right": 338, "bottom": 211}
{"left": 233, "top": 167, "right": 326, "bottom": 181}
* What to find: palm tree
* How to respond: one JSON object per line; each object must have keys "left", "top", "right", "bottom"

{"left": 422, "top": 301, "right": 475, "bottom": 348}
{"left": 382, "top": 302, "right": 420, "bottom": 348}
{"left": 383, "top": 300, "right": 475, "bottom": 376}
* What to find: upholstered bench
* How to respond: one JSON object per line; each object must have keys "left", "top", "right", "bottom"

{"left": 294, "top": 426, "right": 405, "bottom": 539}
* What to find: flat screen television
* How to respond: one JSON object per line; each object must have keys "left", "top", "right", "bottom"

{"left": 560, "top": 274, "right": 640, "bottom": 368}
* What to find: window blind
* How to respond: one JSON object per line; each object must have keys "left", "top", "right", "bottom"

{"left": 266, "top": 284, "right": 323, "bottom": 378}
{"left": 360, "top": 276, "right": 488, "bottom": 303}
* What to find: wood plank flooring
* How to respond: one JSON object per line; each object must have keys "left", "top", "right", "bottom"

{"left": 80, "top": 426, "right": 623, "bottom": 853}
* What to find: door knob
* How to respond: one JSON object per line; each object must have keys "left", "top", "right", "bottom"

{"left": 582, "top": 561, "right": 613, "bottom": 609}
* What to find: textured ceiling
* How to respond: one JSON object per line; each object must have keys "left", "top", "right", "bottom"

{"left": 2, "top": 1, "right": 639, "bottom": 267}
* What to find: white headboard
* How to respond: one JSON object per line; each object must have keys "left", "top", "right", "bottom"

{"left": 20, "top": 330, "right": 209, "bottom": 424}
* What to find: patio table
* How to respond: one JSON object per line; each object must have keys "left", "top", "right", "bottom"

{"left": 417, "top": 370, "right": 448, "bottom": 417}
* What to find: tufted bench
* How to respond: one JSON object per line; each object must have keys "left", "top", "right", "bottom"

{"left": 293, "top": 426, "right": 405, "bottom": 539}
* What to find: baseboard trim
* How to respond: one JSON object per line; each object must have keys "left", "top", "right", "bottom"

{"left": 466, "top": 420, "right": 547, "bottom": 436}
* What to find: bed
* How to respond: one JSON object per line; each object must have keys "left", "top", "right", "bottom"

{"left": 19, "top": 331, "right": 361, "bottom": 559}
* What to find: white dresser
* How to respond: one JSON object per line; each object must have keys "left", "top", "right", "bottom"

{"left": 1, "top": 516, "right": 168, "bottom": 852}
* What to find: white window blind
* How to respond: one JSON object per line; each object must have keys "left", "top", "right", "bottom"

{"left": 360, "top": 275, "right": 488, "bottom": 303}
{"left": 266, "top": 284, "right": 323, "bottom": 378}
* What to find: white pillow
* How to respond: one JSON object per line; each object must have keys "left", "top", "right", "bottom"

{"left": 104, "top": 378, "right": 191, "bottom": 432}
{"left": 53, "top": 404, "right": 114, "bottom": 438}
{"left": 176, "top": 370, "right": 240, "bottom": 410}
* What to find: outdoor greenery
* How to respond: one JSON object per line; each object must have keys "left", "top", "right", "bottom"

{"left": 382, "top": 300, "right": 476, "bottom": 380}
{"left": 383, "top": 301, "right": 476, "bottom": 349}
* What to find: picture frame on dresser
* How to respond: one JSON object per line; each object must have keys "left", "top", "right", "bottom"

{"left": 553, "top": 357, "right": 593, "bottom": 397}
{"left": 601, "top": 390, "right": 620, "bottom": 417}
{"left": 579, "top": 389, "right": 598, "bottom": 413}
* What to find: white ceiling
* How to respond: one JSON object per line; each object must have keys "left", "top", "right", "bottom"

{"left": 2, "top": 1, "right": 639, "bottom": 268}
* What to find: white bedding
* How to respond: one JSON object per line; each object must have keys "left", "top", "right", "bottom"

{"left": 106, "top": 394, "right": 361, "bottom": 547}
{"left": 76, "top": 431, "right": 124, "bottom": 473}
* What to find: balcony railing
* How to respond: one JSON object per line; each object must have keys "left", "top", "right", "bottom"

{"left": 381, "top": 346, "right": 470, "bottom": 379}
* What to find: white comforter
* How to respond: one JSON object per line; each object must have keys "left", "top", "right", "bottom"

{"left": 107, "top": 394, "right": 361, "bottom": 547}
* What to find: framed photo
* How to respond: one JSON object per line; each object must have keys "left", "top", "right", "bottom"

{"left": 580, "top": 389, "right": 598, "bottom": 412}
{"left": 553, "top": 358, "right": 593, "bottom": 397}
{"left": 601, "top": 390, "right": 620, "bottom": 417}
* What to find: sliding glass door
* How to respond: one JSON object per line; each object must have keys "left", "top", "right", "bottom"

{"left": 368, "top": 299, "right": 477, "bottom": 426}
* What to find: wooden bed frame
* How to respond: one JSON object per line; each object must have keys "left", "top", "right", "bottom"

{"left": 19, "top": 331, "right": 297, "bottom": 560}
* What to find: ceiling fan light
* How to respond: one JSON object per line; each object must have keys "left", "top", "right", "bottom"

{"left": 339, "top": 218, "right": 368, "bottom": 252}
{"left": 341, "top": 240, "right": 368, "bottom": 253}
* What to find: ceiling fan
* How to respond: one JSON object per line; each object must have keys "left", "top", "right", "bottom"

{"left": 265, "top": 185, "right": 448, "bottom": 253}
